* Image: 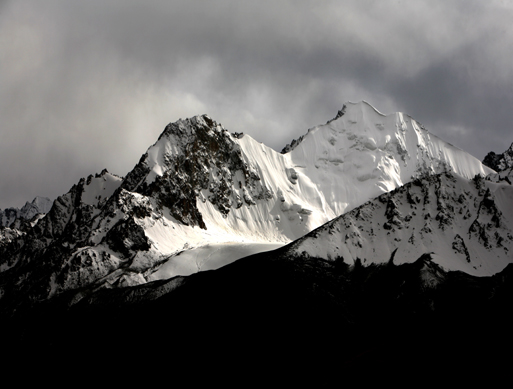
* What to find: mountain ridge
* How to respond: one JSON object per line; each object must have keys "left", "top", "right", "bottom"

{"left": 0, "top": 196, "right": 52, "bottom": 228}
{"left": 1, "top": 101, "right": 513, "bottom": 375}
{"left": 0, "top": 101, "right": 502, "bottom": 312}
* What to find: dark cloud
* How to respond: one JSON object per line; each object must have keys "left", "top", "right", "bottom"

{"left": 1, "top": 0, "right": 512, "bottom": 208}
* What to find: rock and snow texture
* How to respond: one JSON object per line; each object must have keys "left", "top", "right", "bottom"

{"left": 80, "top": 169, "right": 123, "bottom": 207}
{"left": 286, "top": 172, "right": 513, "bottom": 277}
{"left": 0, "top": 196, "right": 52, "bottom": 227}
{"left": 0, "top": 196, "right": 52, "bottom": 247}
{"left": 279, "top": 101, "right": 492, "bottom": 228}
{"left": 0, "top": 227, "right": 24, "bottom": 246}
{"left": 483, "top": 142, "right": 513, "bottom": 186}
{"left": 483, "top": 142, "right": 513, "bottom": 172}
{"left": 0, "top": 101, "right": 500, "bottom": 306}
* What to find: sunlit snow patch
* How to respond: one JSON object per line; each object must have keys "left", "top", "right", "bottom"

{"left": 148, "top": 242, "right": 284, "bottom": 280}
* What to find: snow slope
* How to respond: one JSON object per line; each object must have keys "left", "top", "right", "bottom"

{"left": 286, "top": 172, "right": 513, "bottom": 276}
{"left": 148, "top": 242, "right": 284, "bottom": 279}
{"left": 80, "top": 169, "right": 123, "bottom": 207}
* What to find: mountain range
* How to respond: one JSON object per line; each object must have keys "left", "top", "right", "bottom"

{"left": 0, "top": 196, "right": 52, "bottom": 228}
{"left": 1, "top": 101, "right": 512, "bottom": 376}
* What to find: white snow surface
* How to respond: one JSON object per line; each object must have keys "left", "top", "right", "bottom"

{"left": 1, "top": 196, "right": 53, "bottom": 227}
{"left": 81, "top": 171, "right": 123, "bottom": 207}
{"left": 148, "top": 242, "right": 284, "bottom": 280}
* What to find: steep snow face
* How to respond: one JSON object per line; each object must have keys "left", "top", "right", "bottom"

{"left": 286, "top": 172, "right": 513, "bottom": 276}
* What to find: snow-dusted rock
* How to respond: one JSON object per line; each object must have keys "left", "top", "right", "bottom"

{"left": 286, "top": 171, "right": 513, "bottom": 276}
{"left": 0, "top": 196, "right": 52, "bottom": 228}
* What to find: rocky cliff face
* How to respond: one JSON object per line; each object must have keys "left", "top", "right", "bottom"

{"left": 0, "top": 170, "right": 124, "bottom": 310}
{"left": 120, "top": 115, "right": 271, "bottom": 227}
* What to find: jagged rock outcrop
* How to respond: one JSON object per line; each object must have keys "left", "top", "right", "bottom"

{"left": 483, "top": 142, "right": 513, "bottom": 172}
{"left": 484, "top": 142, "right": 513, "bottom": 186}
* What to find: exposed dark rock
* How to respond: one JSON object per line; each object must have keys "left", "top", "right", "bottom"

{"left": 280, "top": 105, "right": 349, "bottom": 154}
{"left": 452, "top": 234, "right": 471, "bottom": 263}
{"left": 105, "top": 218, "right": 151, "bottom": 258}
{"left": 483, "top": 142, "right": 513, "bottom": 172}
{"left": 121, "top": 115, "right": 270, "bottom": 227}
{"left": 326, "top": 104, "right": 347, "bottom": 124}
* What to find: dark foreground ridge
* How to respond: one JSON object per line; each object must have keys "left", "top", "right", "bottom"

{"left": 3, "top": 247, "right": 513, "bottom": 377}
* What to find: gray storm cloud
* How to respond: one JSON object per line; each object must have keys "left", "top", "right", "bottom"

{"left": 1, "top": 0, "right": 512, "bottom": 208}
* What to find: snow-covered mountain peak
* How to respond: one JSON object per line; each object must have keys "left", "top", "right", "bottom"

{"left": 281, "top": 101, "right": 493, "bottom": 218}
{"left": 0, "top": 102, "right": 500, "bottom": 305}
{"left": 79, "top": 169, "right": 123, "bottom": 207}
{"left": 113, "top": 103, "right": 496, "bottom": 254}
{"left": 343, "top": 99, "right": 387, "bottom": 117}
{"left": 143, "top": 114, "right": 231, "bottom": 185}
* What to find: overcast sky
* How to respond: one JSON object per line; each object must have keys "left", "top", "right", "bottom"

{"left": 1, "top": 0, "right": 512, "bottom": 208}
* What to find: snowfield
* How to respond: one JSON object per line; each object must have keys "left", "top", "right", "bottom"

{"left": 148, "top": 242, "right": 284, "bottom": 279}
